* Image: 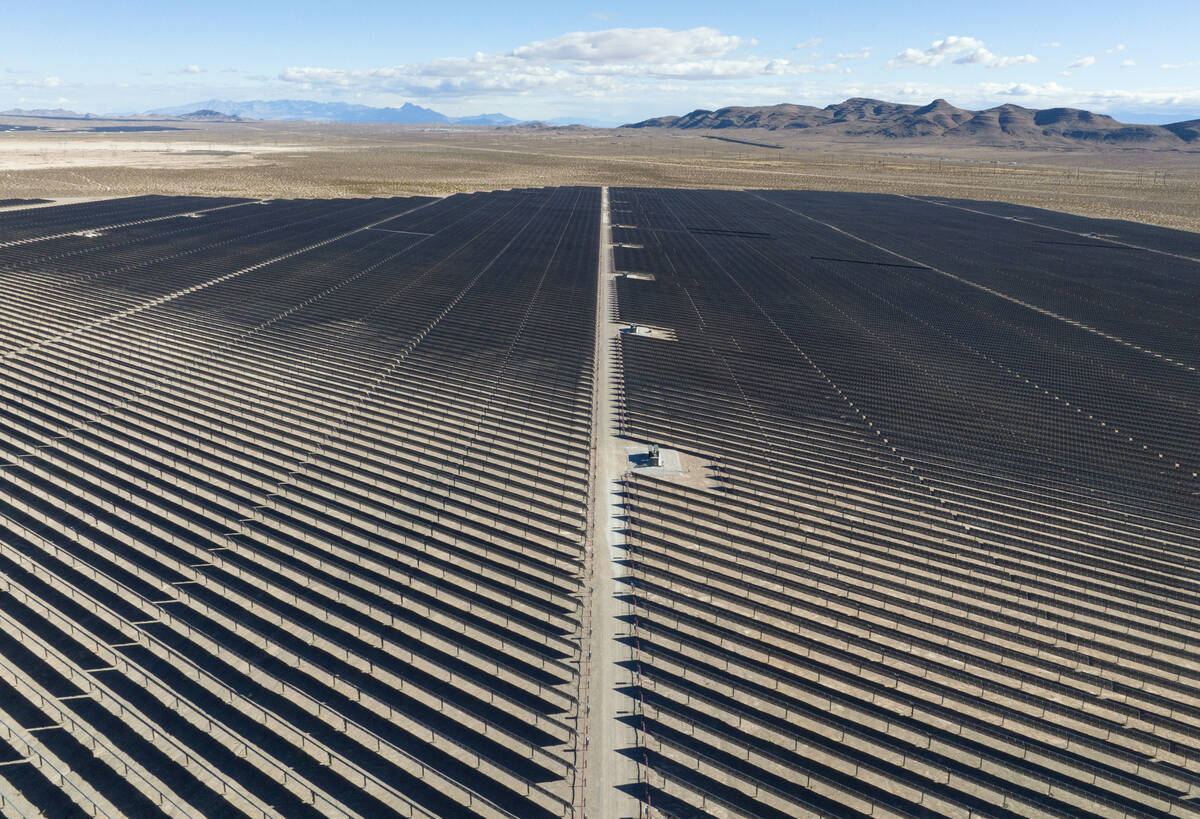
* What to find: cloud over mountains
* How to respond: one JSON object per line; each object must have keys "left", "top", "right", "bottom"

{"left": 278, "top": 26, "right": 849, "bottom": 100}
{"left": 886, "top": 36, "right": 1038, "bottom": 69}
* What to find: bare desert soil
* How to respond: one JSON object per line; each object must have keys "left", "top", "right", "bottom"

{"left": 2, "top": 116, "right": 1197, "bottom": 231}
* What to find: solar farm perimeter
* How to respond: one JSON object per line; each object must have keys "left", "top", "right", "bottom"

{"left": 0, "top": 187, "right": 1197, "bottom": 819}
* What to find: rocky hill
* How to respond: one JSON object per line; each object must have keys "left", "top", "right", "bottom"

{"left": 624, "top": 98, "right": 1199, "bottom": 147}
{"left": 1164, "top": 119, "right": 1200, "bottom": 143}
{"left": 178, "top": 109, "right": 244, "bottom": 122}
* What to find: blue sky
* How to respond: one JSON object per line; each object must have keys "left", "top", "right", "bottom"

{"left": 2, "top": 0, "right": 1198, "bottom": 122}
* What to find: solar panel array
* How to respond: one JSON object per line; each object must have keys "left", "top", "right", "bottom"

{"left": 1, "top": 187, "right": 1199, "bottom": 819}
{"left": 611, "top": 187, "right": 1200, "bottom": 818}
{"left": 0, "top": 188, "right": 597, "bottom": 818}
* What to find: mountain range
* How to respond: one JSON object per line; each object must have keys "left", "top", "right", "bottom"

{"left": 3, "top": 100, "right": 614, "bottom": 127}
{"left": 140, "top": 99, "right": 521, "bottom": 125}
{"left": 6, "top": 97, "right": 1195, "bottom": 145}
{"left": 624, "top": 98, "right": 1200, "bottom": 147}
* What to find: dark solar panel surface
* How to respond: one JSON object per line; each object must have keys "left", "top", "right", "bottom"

{"left": 2, "top": 187, "right": 1199, "bottom": 819}
{"left": 0, "top": 188, "right": 598, "bottom": 819}
{"left": 612, "top": 186, "right": 1200, "bottom": 818}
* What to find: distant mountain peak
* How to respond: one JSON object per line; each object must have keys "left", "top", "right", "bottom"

{"left": 913, "top": 98, "right": 961, "bottom": 114}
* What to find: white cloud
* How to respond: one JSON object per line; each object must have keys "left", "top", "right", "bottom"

{"left": 973, "top": 53, "right": 1038, "bottom": 69}
{"left": 280, "top": 56, "right": 848, "bottom": 99}
{"left": 1121, "top": 59, "right": 1136, "bottom": 67}
{"left": 576, "top": 58, "right": 848, "bottom": 79}
{"left": 507, "top": 27, "right": 750, "bottom": 63}
{"left": 886, "top": 36, "right": 1037, "bottom": 69}
{"left": 974, "top": 80, "right": 1200, "bottom": 112}
{"left": 795, "top": 38, "right": 823, "bottom": 50}
{"left": 1162, "top": 61, "right": 1198, "bottom": 70}
{"left": 7, "top": 76, "right": 62, "bottom": 88}
{"left": 834, "top": 48, "right": 872, "bottom": 61}
{"left": 991, "top": 81, "right": 1067, "bottom": 98}
{"left": 1042, "top": 42, "right": 1061, "bottom": 48}
{"left": 278, "top": 26, "right": 853, "bottom": 100}
{"left": 1064, "top": 46, "right": 1128, "bottom": 70}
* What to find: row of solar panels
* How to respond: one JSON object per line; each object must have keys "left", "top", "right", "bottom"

{"left": 0, "top": 188, "right": 599, "bottom": 818}
{"left": 610, "top": 186, "right": 1200, "bottom": 819}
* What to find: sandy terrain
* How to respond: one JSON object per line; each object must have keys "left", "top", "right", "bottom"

{"left": 1, "top": 115, "right": 1197, "bottom": 231}
{"left": 0, "top": 138, "right": 303, "bottom": 171}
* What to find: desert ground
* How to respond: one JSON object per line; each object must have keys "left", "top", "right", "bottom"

{"left": 2, "top": 115, "right": 1198, "bottom": 231}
